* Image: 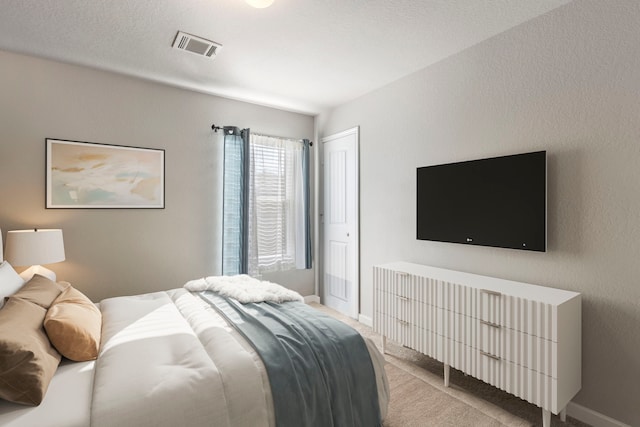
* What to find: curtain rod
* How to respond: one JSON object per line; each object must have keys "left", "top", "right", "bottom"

{"left": 211, "top": 124, "right": 312, "bottom": 146}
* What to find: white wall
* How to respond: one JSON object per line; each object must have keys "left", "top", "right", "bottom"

{"left": 317, "top": 1, "right": 640, "bottom": 425}
{"left": 0, "top": 49, "right": 315, "bottom": 301}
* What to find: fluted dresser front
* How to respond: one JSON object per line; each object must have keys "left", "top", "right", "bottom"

{"left": 373, "top": 262, "right": 581, "bottom": 427}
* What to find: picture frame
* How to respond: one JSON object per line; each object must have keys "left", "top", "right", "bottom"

{"left": 46, "top": 138, "right": 165, "bottom": 209}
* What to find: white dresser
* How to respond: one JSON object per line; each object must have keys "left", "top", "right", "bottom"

{"left": 373, "top": 262, "right": 581, "bottom": 427}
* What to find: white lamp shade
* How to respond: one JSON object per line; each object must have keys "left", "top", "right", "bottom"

{"left": 4, "top": 229, "right": 66, "bottom": 267}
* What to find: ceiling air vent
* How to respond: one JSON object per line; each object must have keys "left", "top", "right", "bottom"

{"left": 172, "top": 31, "right": 222, "bottom": 58}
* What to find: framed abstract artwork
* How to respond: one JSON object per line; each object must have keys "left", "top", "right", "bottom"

{"left": 46, "top": 139, "right": 165, "bottom": 209}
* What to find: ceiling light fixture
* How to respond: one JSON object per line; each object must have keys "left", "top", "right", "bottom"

{"left": 245, "top": 0, "right": 274, "bottom": 8}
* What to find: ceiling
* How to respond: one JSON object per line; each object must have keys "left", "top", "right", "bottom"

{"left": 0, "top": 0, "right": 571, "bottom": 115}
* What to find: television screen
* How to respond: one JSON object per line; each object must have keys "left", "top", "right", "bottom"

{"left": 416, "top": 151, "right": 546, "bottom": 251}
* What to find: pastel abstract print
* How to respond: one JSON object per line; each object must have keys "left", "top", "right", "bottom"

{"left": 46, "top": 139, "right": 164, "bottom": 208}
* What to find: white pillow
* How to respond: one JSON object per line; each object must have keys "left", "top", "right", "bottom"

{"left": 0, "top": 261, "right": 26, "bottom": 308}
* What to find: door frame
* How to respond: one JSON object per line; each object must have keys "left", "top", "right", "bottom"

{"left": 321, "top": 126, "right": 359, "bottom": 318}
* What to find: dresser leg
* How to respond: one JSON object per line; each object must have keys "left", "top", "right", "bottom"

{"left": 444, "top": 364, "right": 450, "bottom": 387}
{"left": 560, "top": 407, "right": 566, "bottom": 422}
{"left": 542, "top": 409, "right": 551, "bottom": 427}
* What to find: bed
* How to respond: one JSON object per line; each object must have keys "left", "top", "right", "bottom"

{"left": 0, "top": 259, "right": 389, "bottom": 427}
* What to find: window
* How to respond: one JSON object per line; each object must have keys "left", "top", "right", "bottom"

{"left": 222, "top": 129, "right": 311, "bottom": 276}
{"left": 248, "top": 134, "right": 305, "bottom": 275}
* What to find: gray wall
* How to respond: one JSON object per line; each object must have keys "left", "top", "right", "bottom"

{"left": 317, "top": 1, "right": 639, "bottom": 425}
{"left": 0, "top": 49, "right": 315, "bottom": 302}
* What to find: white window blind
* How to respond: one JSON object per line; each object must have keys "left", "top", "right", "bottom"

{"left": 248, "top": 134, "right": 305, "bottom": 275}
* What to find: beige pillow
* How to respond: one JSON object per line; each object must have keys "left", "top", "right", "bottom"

{"left": 44, "top": 286, "right": 102, "bottom": 362}
{"left": 0, "top": 298, "right": 62, "bottom": 405}
{"left": 11, "top": 275, "right": 68, "bottom": 309}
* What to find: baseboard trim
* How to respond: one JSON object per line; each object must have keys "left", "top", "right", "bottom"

{"left": 358, "top": 313, "right": 373, "bottom": 327}
{"left": 567, "top": 402, "right": 630, "bottom": 427}
{"left": 303, "top": 295, "right": 320, "bottom": 304}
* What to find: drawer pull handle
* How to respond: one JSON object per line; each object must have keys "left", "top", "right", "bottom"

{"left": 480, "top": 320, "right": 502, "bottom": 329}
{"left": 397, "top": 319, "right": 409, "bottom": 325}
{"left": 397, "top": 296, "right": 409, "bottom": 301}
{"left": 480, "top": 351, "right": 501, "bottom": 361}
{"left": 395, "top": 272, "right": 409, "bottom": 277}
{"left": 480, "top": 289, "right": 502, "bottom": 297}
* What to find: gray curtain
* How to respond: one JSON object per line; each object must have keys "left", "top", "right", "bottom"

{"left": 222, "top": 127, "right": 250, "bottom": 275}
{"left": 302, "top": 139, "right": 312, "bottom": 269}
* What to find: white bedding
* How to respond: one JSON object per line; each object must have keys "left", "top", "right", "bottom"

{"left": 0, "top": 289, "right": 388, "bottom": 426}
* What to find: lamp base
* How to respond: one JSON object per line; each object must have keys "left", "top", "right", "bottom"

{"left": 19, "top": 265, "right": 57, "bottom": 282}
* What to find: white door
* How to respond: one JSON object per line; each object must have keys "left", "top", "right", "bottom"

{"left": 322, "top": 127, "right": 359, "bottom": 318}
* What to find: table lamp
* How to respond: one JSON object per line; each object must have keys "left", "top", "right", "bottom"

{"left": 4, "top": 229, "right": 65, "bottom": 281}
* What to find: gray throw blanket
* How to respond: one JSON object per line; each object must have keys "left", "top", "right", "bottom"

{"left": 198, "top": 291, "right": 382, "bottom": 427}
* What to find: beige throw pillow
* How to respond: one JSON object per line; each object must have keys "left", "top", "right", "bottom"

{"left": 11, "top": 274, "right": 68, "bottom": 309}
{"left": 44, "top": 286, "right": 102, "bottom": 362}
{"left": 0, "top": 298, "right": 62, "bottom": 405}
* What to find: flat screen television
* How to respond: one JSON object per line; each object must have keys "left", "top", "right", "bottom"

{"left": 416, "top": 151, "right": 546, "bottom": 252}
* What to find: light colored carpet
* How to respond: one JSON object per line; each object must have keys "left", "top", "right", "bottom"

{"left": 309, "top": 302, "right": 591, "bottom": 427}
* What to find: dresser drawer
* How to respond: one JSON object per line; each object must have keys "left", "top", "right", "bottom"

{"left": 440, "top": 336, "right": 473, "bottom": 373}
{"left": 393, "top": 294, "right": 413, "bottom": 322}
{"left": 435, "top": 309, "right": 481, "bottom": 349}
{"left": 502, "top": 295, "right": 555, "bottom": 341}
{"left": 437, "top": 281, "right": 479, "bottom": 317}
{"left": 479, "top": 321, "right": 557, "bottom": 378}
{"left": 377, "top": 313, "right": 417, "bottom": 349}
{"left": 374, "top": 267, "right": 414, "bottom": 297}
{"left": 415, "top": 326, "right": 440, "bottom": 357}
{"left": 377, "top": 290, "right": 415, "bottom": 322}
{"left": 476, "top": 354, "right": 558, "bottom": 412}
{"left": 414, "top": 301, "right": 438, "bottom": 334}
